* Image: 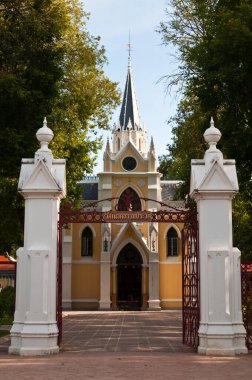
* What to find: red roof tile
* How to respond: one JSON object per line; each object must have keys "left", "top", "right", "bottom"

{"left": 0, "top": 255, "right": 16, "bottom": 272}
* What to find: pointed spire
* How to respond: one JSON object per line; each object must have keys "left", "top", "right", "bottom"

{"left": 150, "top": 136, "right": 154, "bottom": 149}
{"left": 106, "top": 137, "right": 110, "bottom": 154}
{"left": 150, "top": 136, "right": 156, "bottom": 157}
{"left": 118, "top": 41, "right": 142, "bottom": 132}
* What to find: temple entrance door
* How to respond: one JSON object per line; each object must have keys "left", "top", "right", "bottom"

{"left": 116, "top": 243, "right": 143, "bottom": 310}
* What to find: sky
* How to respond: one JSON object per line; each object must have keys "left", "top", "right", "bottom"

{"left": 83, "top": 0, "right": 179, "bottom": 174}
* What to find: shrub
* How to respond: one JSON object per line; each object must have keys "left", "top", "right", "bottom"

{"left": 0, "top": 286, "right": 15, "bottom": 321}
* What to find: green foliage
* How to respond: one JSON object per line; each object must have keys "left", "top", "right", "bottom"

{"left": 158, "top": 154, "right": 174, "bottom": 180}
{"left": 0, "top": 0, "right": 67, "bottom": 176}
{"left": 0, "top": 1, "right": 120, "bottom": 252}
{"left": 233, "top": 182, "right": 252, "bottom": 259}
{"left": 0, "top": 286, "right": 15, "bottom": 321}
{"left": 158, "top": 96, "right": 207, "bottom": 197}
{"left": 49, "top": 0, "right": 120, "bottom": 197}
{"left": 0, "top": 178, "right": 23, "bottom": 253}
{"left": 159, "top": 0, "right": 252, "bottom": 258}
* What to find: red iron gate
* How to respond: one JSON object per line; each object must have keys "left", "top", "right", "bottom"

{"left": 241, "top": 262, "right": 252, "bottom": 350}
{"left": 182, "top": 206, "right": 200, "bottom": 350}
{"left": 57, "top": 197, "right": 199, "bottom": 348}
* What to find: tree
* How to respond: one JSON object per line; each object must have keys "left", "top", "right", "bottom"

{"left": 158, "top": 0, "right": 252, "bottom": 258}
{"left": 49, "top": 0, "right": 120, "bottom": 196}
{"left": 158, "top": 96, "right": 206, "bottom": 195}
{"left": 0, "top": 0, "right": 71, "bottom": 176}
{"left": 0, "top": 0, "right": 120, "bottom": 253}
{"left": 233, "top": 188, "right": 252, "bottom": 259}
{"left": 0, "top": 286, "right": 15, "bottom": 320}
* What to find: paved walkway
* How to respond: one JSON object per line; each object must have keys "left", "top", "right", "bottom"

{"left": 0, "top": 310, "right": 251, "bottom": 380}
{"left": 62, "top": 310, "right": 192, "bottom": 353}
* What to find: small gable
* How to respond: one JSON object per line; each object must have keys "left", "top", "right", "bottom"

{"left": 22, "top": 160, "right": 59, "bottom": 191}
{"left": 198, "top": 161, "right": 235, "bottom": 192}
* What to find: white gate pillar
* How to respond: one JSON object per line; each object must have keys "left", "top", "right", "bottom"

{"left": 9, "top": 119, "right": 66, "bottom": 356}
{"left": 190, "top": 118, "right": 247, "bottom": 356}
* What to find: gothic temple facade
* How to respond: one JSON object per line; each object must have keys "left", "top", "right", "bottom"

{"left": 62, "top": 56, "right": 183, "bottom": 310}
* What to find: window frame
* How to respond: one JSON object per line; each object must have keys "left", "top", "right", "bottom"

{"left": 166, "top": 227, "right": 179, "bottom": 257}
{"left": 81, "top": 227, "right": 93, "bottom": 257}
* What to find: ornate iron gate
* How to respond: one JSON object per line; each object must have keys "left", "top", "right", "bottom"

{"left": 241, "top": 262, "right": 252, "bottom": 350}
{"left": 57, "top": 197, "right": 199, "bottom": 348}
{"left": 182, "top": 205, "right": 200, "bottom": 350}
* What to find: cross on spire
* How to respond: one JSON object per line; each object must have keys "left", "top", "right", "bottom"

{"left": 127, "top": 32, "right": 132, "bottom": 56}
{"left": 127, "top": 32, "right": 132, "bottom": 68}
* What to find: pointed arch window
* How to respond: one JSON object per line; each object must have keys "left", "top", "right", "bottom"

{"left": 117, "top": 187, "right": 141, "bottom": 211}
{"left": 81, "top": 227, "right": 93, "bottom": 257}
{"left": 167, "top": 227, "right": 178, "bottom": 257}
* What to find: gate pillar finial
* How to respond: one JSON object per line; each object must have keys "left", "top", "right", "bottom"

{"left": 190, "top": 118, "right": 247, "bottom": 356}
{"left": 9, "top": 119, "right": 66, "bottom": 356}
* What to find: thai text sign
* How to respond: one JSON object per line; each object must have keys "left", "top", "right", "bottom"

{"left": 59, "top": 210, "right": 188, "bottom": 224}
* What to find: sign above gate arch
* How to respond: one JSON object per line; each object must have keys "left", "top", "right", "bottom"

{"left": 59, "top": 197, "right": 196, "bottom": 226}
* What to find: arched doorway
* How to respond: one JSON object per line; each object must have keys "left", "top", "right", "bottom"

{"left": 116, "top": 243, "right": 143, "bottom": 310}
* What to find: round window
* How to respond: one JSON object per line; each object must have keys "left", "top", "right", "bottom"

{"left": 122, "top": 156, "right": 137, "bottom": 171}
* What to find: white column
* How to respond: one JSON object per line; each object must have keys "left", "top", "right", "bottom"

{"left": 99, "top": 253, "right": 111, "bottom": 310}
{"left": 148, "top": 251, "right": 161, "bottom": 310}
{"left": 190, "top": 118, "right": 247, "bottom": 356}
{"left": 62, "top": 226, "right": 72, "bottom": 310}
{"left": 99, "top": 224, "right": 111, "bottom": 310}
{"left": 148, "top": 223, "right": 160, "bottom": 310}
{"left": 9, "top": 118, "right": 66, "bottom": 356}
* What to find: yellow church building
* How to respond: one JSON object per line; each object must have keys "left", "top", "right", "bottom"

{"left": 62, "top": 55, "right": 184, "bottom": 311}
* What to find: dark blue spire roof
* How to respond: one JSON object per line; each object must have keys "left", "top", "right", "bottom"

{"left": 119, "top": 57, "right": 142, "bottom": 131}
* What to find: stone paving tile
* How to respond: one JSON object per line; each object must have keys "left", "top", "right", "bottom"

{"left": 61, "top": 310, "right": 193, "bottom": 354}
{"left": 1, "top": 310, "right": 252, "bottom": 380}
